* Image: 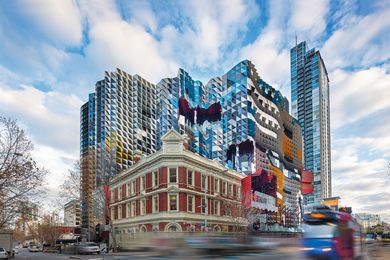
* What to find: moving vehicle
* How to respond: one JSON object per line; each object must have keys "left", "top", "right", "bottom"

{"left": 77, "top": 242, "right": 101, "bottom": 254}
{"left": 382, "top": 233, "right": 390, "bottom": 243}
{"left": 302, "top": 208, "right": 363, "bottom": 259}
{"left": 0, "top": 248, "right": 8, "bottom": 259}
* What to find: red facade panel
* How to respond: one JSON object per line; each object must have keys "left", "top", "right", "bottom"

{"left": 114, "top": 205, "right": 118, "bottom": 220}
{"left": 159, "top": 167, "right": 167, "bottom": 188}
{"left": 159, "top": 192, "right": 167, "bottom": 212}
{"left": 121, "top": 184, "right": 126, "bottom": 199}
{"left": 159, "top": 222, "right": 168, "bottom": 231}
{"left": 146, "top": 172, "right": 152, "bottom": 191}
{"left": 122, "top": 203, "right": 126, "bottom": 219}
{"left": 241, "top": 176, "right": 251, "bottom": 207}
{"left": 178, "top": 167, "right": 186, "bottom": 188}
{"left": 146, "top": 195, "right": 152, "bottom": 214}
{"left": 195, "top": 195, "right": 201, "bottom": 214}
{"left": 179, "top": 192, "right": 187, "bottom": 211}
{"left": 136, "top": 178, "right": 140, "bottom": 193}
{"left": 302, "top": 170, "right": 313, "bottom": 195}
{"left": 195, "top": 172, "right": 201, "bottom": 192}
{"left": 114, "top": 187, "right": 118, "bottom": 203}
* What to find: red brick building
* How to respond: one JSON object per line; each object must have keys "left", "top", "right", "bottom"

{"left": 109, "top": 129, "right": 244, "bottom": 235}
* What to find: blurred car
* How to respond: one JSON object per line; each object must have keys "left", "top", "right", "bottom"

{"left": 382, "top": 234, "right": 390, "bottom": 242}
{"left": 0, "top": 248, "right": 8, "bottom": 259}
{"left": 77, "top": 242, "right": 101, "bottom": 255}
{"left": 28, "top": 245, "right": 41, "bottom": 252}
{"left": 12, "top": 247, "right": 18, "bottom": 255}
{"left": 365, "top": 233, "right": 376, "bottom": 244}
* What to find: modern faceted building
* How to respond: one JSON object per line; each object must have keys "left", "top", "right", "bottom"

{"left": 156, "top": 60, "right": 304, "bottom": 222}
{"left": 290, "top": 41, "right": 331, "bottom": 209}
{"left": 82, "top": 60, "right": 305, "bottom": 229}
{"left": 81, "top": 70, "right": 157, "bottom": 228}
{"left": 80, "top": 93, "right": 95, "bottom": 228}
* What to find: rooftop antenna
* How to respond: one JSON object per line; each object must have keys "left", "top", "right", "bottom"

{"left": 295, "top": 32, "right": 298, "bottom": 48}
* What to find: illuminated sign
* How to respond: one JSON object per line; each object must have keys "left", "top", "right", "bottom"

{"left": 251, "top": 191, "right": 277, "bottom": 212}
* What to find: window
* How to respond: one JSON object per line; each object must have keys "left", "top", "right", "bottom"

{"left": 214, "top": 200, "right": 220, "bottom": 215}
{"left": 201, "top": 198, "right": 206, "bottom": 214}
{"left": 152, "top": 195, "right": 159, "bottom": 213}
{"left": 237, "top": 187, "right": 241, "bottom": 199}
{"left": 169, "top": 168, "right": 177, "bottom": 183}
{"left": 118, "top": 205, "right": 122, "bottom": 219}
{"left": 153, "top": 171, "right": 158, "bottom": 187}
{"left": 187, "top": 170, "right": 194, "bottom": 186}
{"left": 169, "top": 194, "right": 178, "bottom": 211}
{"left": 127, "top": 183, "right": 130, "bottom": 197}
{"left": 131, "top": 180, "right": 135, "bottom": 195}
{"left": 140, "top": 176, "right": 146, "bottom": 191}
{"left": 141, "top": 199, "right": 146, "bottom": 215}
{"left": 131, "top": 201, "right": 136, "bottom": 216}
{"left": 222, "top": 181, "right": 227, "bottom": 194}
{"left": 214, "top": 178, "right": 219, "bottom": 193}
{"left": 118, "top": 186, "right": 122, "bottom": 200}
{"left": 201, "top": 174, "right": 207, "bottom": 190}
{"left": 187, "top": 195, "right": 194, "bottom": 212}
{"left": 228, "top": 184, "right": 233, "bottom": 196}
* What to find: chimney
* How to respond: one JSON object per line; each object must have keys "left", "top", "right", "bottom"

{"left": 134, "top": 150, "right": 143, "bottom": 163}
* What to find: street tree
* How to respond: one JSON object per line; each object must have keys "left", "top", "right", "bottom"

{"left": 59, "top": 160, "right": 81, "bottom": 203}
{"left": 0, "top": 116, "right": 47, "bottom": 229}
{"left": 222, "top": 192, "right": 256, "bottom": 232}
{"left": 59, "top": 159, "right": 118, "bottom": 251}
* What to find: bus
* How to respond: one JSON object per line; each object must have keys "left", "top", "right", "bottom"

{"left": 302, "top": 208, "right": 363, "bottom": 259}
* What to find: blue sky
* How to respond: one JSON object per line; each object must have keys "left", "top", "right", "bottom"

{"left": 0, "top": 0, "right": 389, "bottom": 218}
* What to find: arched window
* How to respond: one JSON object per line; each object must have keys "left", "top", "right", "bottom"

{"left": 164, "top": 222, "right": 182, "bottom": 232}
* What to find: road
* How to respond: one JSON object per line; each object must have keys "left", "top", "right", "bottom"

{"left": 14, "top": 243, "right": 390, "bottom": 259}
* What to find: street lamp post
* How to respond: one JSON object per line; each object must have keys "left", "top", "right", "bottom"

{"left": 204, "top": 186, "right": 208, "bottom": 232}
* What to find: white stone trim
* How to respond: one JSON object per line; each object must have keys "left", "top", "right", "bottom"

{"left": 164, "top": 222, "right": 182, "bottom": 232}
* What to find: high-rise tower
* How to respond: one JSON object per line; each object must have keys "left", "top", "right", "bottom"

{"left": 80, "top": 70, "right": 157, "bottom": 228}
{"left": 290, "top": 41, "right": 331, "bottom": 209}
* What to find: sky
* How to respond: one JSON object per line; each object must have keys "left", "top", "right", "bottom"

{"left": 0, "top": 0, "right": 389, "bottom": 217}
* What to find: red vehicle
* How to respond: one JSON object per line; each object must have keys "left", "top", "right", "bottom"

{"left": 302, "top": 208, "right": 363, "bottom": 259}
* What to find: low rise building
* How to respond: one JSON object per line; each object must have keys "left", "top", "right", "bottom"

{"left": 64, "top": 199, "right": 81, "bottom": 226}
{"left": 354, "top": 213, "right": 381, "bottom": 230}
{"left": 110, "top": 129, "right": 244, "bottom": 237}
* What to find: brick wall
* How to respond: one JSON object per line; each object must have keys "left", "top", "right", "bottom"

{"left": 179, "top": 192, "right": 187, "bottom": 211}
{"left": 178, "top": 167, "right": 186, "bottom": 188}
{"left": 159, "top": 192, "right": 167, "bottom": 211}
{"left": 159, "top": 167, "right": 167, "bottom": 188}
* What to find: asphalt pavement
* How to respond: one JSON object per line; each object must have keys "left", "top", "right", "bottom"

{"left": 14, "top": 243, "right": 390, "bottom": 259}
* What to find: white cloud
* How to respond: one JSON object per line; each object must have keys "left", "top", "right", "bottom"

{"left": 159, "top": 0, "right": 259, "bottom": 70}
{"left": 77, "top": 0, "right": 178, "bottom": 83}
{"left": 15, "top": 0, "right": 83, "bottom": 46}
{"left": 240, "top": 29, "right": 290, "bottom": 93}
{"left": 332, "top": 137, "right": 390, "bottom": 214}
{"left": 289, "top": 0, "right": 330, "bottom": 40}
{"left": 330, "top": 67, "right": 390, "bottom": 128}
{"left": 322, "top": 9, "right": 390, "bottom": 70}
{"left": 0, "top": 84, "right": 82, "bottom": 153}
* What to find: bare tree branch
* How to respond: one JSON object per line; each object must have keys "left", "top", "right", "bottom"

{"left": 0, "top": 116, "right": 47, "bottom": 229}
{"left": 58, "top": 160, "right": 81, "bottom": 203}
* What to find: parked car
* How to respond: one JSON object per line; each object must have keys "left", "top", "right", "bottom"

{"left": 0, "top": 248, "right": 8, "bottom": 259}
{"left": 28, "top": 245, "right": 41, "bottom": 252}
{"left": 77, "top": 242, "right": 100, "bottom": 255}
